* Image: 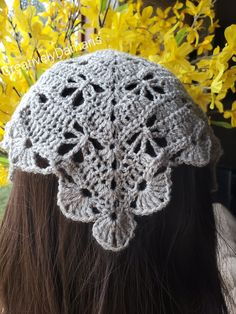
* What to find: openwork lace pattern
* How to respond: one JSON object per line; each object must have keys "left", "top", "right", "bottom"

{"left": 1, "top": 49, "right": 224, "bottom": 251}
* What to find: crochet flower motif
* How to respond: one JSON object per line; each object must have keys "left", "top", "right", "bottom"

{"left": 56, "top": 153, "right": 173, "bottom": 251}
{"left": 7, "top": 121, "right": 51, "bottom": 172}
{"left": 123, "top": 71, "right": 166, "bottom": 101}
{"left": 57, "top": 120, "right": 88, "bottom": 161}
{"left": 56, "top": 119, "right": 105, "bottom": 165}
{"left": 58, "top": 71, "right": 105, "bottom": 110}
{"left": 56, "top": 172, "right": 138, "bottom": 251}
{"left": 133, "top": 165, "right": 172, "bottom": 216}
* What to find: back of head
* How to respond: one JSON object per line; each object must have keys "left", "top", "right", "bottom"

{"left": 0, "top": 49, "right": 228, "bottom": 313}
{"left": 0, "top": 164, "right": 228, "bottom": 314}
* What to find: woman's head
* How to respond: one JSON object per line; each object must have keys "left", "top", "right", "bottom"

{"left": 0, "top": 164, "right": 228, "bottom": 314}
{"left": 0, "top": 49, "right": 227, "bottom": 313}
{"left": 1, "top": 49, "right": 223, "bottom": 252}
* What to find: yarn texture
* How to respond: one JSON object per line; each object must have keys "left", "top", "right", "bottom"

{"left": 0, "top": 49, "right": 224, "bottom": 251}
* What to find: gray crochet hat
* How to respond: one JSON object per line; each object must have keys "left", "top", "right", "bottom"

{"left": 0, "top": 49, "right": 223, "bottom": 251}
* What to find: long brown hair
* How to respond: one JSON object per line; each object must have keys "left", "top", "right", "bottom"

{"left": 0, "top": 164, "right": 229, "bottom": 313}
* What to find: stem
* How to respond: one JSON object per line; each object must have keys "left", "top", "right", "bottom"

{"left": 191, "top": 53, "right": 220, "bottom": 65}
{"left": 8, "top": 18, "right": 23, "bottom": 55}
{"left": 13, "top": 87, "right": 21, "bottom": 98}
{"left": 35, "top": 48, "right": 42, "bottom": 63}
{"left": 113, "top": 0, "right": 118, "bottom": 10}
{"left": 64, "top": 12, "right": 72, "bottom": 42}
{"left": 100, "top": 0, "right": 112, "bottom": 27}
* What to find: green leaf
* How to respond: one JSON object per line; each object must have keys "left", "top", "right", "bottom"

{"left": 210, "top": 120, "right": 233, "bottom": 129}
{"left": 116, "top": 3, "right": 128, "bottom": 12}
{"left": 21, "top": 68, "right": 33, "bottom": 87}
{"left": 175, "top": 27, "right": 187, "bottom": 46}
{"left": 0, "top": 156, "right": 9, "bottom": 166}
{"left": 100, "top": 0, "right": 108, "bottom": 13}
{"left": 36, "top": 68, "right": 45, "bottom": 80}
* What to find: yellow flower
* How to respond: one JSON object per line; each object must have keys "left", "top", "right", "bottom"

{"left": 154, "top": 7, "right": 176, "bottom": 30}
{"left": 173, "top": 1, "right": 184, "bottom": 18}
{"left": 12, "top": 0, "right": 37, "bottom": 35}
{"left": 186, "top": 85, "right": 211, "bottom": 113}
{"left": 223, "top": 101, "right": 236, "bottom": 127}
{"left": 156, "top": 7, "right": 171, "bottom": 19}
{"left": 208, "top": 19, "right": 220, "bottom": 34}
{"left": 80, "top": 0, "right": 100, "bottom": 28}
{"left": 210, "top": 93, "right": 224, "bottom": 113}
{"left": 0, "top": 164, "right": 9, "bottom": 186}
{"left": 0, "top": 0, "right": 8, "bottom": 40}
{"left": 210, "top": 62, "right": 225, "bottom": 94}
{"left": 154, "top": 27, "right": 194, "bottom": 76}
{"left": 197, "top": 35, "right": 214, "bottom": 55}
{"left": 185, "top": 0, "right": 199, "bottom": 16}
{"left": 224, "top": 24, "right": 236, "bottom": 51}
{"left": 222, "top": 67, "right": 236, "bottom": 93}
{"left": 222, "top": 24, "right": 236, "bottom": 61}
{"left": 140, "top": 6, "right": 154, "bottom": 25}
{"left": 185, "top": 0, "right": 213, "bottom": 18}
{"left": 187, "top": 27, "right": 200, "bottom": 46}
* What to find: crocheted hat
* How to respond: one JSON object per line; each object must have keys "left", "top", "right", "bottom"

{"left": 0, "top": 49, "right": 223, "bottom": 252}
